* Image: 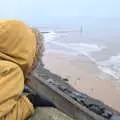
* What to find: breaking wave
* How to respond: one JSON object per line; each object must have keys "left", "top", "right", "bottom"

{"left": 43, "top": 31, "right": 120, "bottom": 80}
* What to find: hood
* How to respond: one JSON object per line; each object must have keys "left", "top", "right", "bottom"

{"left": 0, "top": 20, "right": 36, "bottom": 74}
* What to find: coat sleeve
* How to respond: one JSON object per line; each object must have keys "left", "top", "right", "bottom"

{"left": 0, "top": 61, "right": 34, "bottom": 119}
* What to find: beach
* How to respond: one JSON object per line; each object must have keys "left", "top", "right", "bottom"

{"left": 40, "top": 28, "right": 120, "bottom": 113}
{"left": 43, "top": 52, "right": 120, "bottom": 112}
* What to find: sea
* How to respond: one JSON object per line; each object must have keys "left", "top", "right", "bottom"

{"left": 38, "top": 21, "right": 120, "bottom": 82}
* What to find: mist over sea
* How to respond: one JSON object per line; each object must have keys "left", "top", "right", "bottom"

{"left": 39, "top": 17, "right": 120, "bottom": 81}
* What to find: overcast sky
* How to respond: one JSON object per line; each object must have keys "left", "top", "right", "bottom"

{"left": 0, "top": 0, "right": 120, "bottom": 26}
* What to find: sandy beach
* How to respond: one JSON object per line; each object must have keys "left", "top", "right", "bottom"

{"left": 43, "top": 52, "right": 120, "bottom": 112}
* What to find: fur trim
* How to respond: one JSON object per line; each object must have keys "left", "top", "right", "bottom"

{"left": 31, "top": 28, "right": 45, "bottom": 70}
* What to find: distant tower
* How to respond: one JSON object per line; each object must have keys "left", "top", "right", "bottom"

{"left": 80, "top": 24, "right": 83, "bottom": 35}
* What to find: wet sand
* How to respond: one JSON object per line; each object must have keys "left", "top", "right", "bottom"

{"left": 43, "top": 52, "right": 120, "bottom": 112}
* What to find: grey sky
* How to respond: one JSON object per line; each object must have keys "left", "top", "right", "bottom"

{"left": 0, "top": 0, "right": 120, "bottom": 25}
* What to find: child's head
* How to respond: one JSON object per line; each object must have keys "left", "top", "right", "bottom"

{"left": 0, "top": 20, "right": 44, "bottom": 75}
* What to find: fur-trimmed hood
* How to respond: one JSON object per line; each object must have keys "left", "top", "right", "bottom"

{"left": 0, "top": 20, "right": 37, "bottom": 74}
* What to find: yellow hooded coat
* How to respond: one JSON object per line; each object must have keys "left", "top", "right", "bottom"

{"left": 0, "top": 20, "right": 37, "bottom": 120}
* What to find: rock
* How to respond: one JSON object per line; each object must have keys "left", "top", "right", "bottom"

{"left": 47, "top": 79, "right": 59, "bottom": 86}
{"left": 28, "top": 107, "right": 73, "bottom": 120}
{"left": 72, "top": 92, "right": 88, "bottom": 99}
{"left": 58, "top": 85, "right": 71, "bottom": 94}
{"left": 47, "top": 79, "right": 54, "bottom": 83}
{"left": 84, "top": 98, "right": 105, "bottom": 110}
{"left": 102, "top": 110, "right": 113, "bottom": 119}
{"left": 89, "top": 105, "right": 104, "bottom": 115}
{"left": 85, "top": 99, "right": 105, "bottom": 115}
{"left": 63, "top": 78, "right": 69, "bottom": 82}
{"left": 68, "top": 92, "right": 88, "bottom": 104}
{"left": 68, "top": 92, "right": 79, "bottom": 101}
{"left": 58, "top": 85, "right": 68, "bottom": 91}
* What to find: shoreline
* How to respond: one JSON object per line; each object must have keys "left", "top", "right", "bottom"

{"left": 43, "top": 51, "right": 120, "bottom": 112}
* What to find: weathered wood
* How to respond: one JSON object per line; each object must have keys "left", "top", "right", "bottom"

{"left": 27, "top": 74, "right": 106, "bottom": 120}
{"left": 28, "top": 107, "right": 73, "bottom": 120}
